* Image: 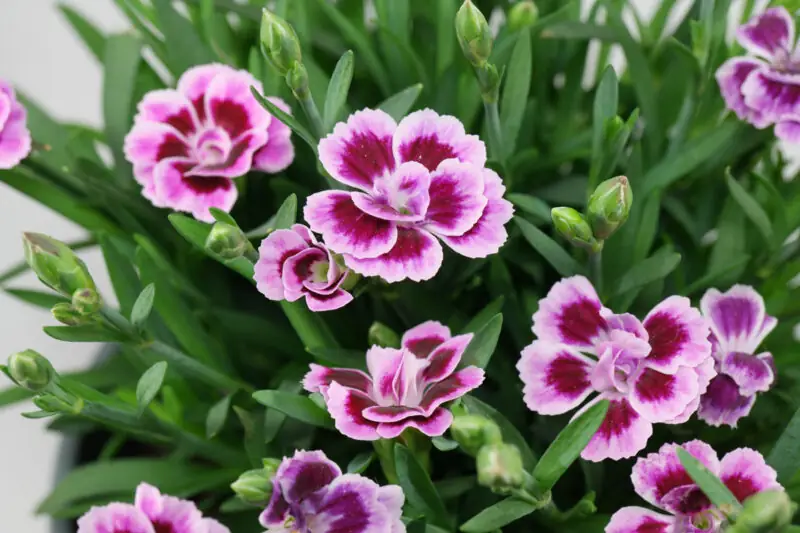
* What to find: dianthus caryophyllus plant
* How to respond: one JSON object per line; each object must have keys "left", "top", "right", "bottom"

{"left": 2, "top": 1, "right": 800, "bottom": 533}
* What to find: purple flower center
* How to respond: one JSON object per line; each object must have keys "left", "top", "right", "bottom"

{"left": 193, "top": 128, "right": 233, "bottom": 168}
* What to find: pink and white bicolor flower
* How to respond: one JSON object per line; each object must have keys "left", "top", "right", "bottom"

{"left": 606, "top": 440, "right": 783, "bottom": 533}
{"left": 716, "top": 7, "right": 800, "bottom": 141}
{"left": 77, "top": 482, "right": 229, "bottom": 533}
{"left": 254, "top": 224, "right": 353, "bottom": 312}
{"left": 303, "top": 320, "right": 485, "bottom": 440}
{"left": 260, "top": 450, "right": 405, "bottom": 533}
{"left": 0, "top": 79, "right": 31, "bottom": 169}
{"left": 124, "top": 63, "right": 294, "bottom": 222}
{"left": 516, "top": 276, "right": 714, "bottom": 462}
{"left": 697, "top": 285, "right": 777, "bottom": 427}
{"left": 304, "top": 108, "right": 514, "bottom": 283}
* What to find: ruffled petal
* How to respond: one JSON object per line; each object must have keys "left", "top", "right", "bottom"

{"left": 77, "top": 503, "right": 155, "bottom": 533}
{"left": 189, "top": 129, "right": 268, "bottom": 179}
{"left": 423, "top": 159, "right": 488, "bottom": 236}
{"left": 305, "top": 289, "right": 354, "bottom": 312}
{"left": 418, "top": 366, "right": 485, "bottom": 416}
{"left": 202, "top": 518, "right": 230, "bottom": 533}
{"left": 532, "top": 276, "right": 607, "bottom": 351}
{"left": 736, "top": 7, "right": 795, "bottom": 61}
{"left": 401, "top": 320, "right": 451, "bottom": 358}
{"left": 376, "top": 407, "right": 454, "bottom": 438}
{"left": 351, "top": 161, "right": 430, "bottom": 222}
{"left": 254, "top": 227, "right": 310, "bottom": 301}
{"left": 344, "top": 227, "right": 443, "bottom": 283}
{"left": 716, "top": 58, "right": 768, "bottom": 124}
{"left": 629, "top": 366, "right": 700, "bottom": 423}
{"left": 421, "top": 333, "right": 473, "bottom": 384}
{"left": 697, "top": 374, "right": 756, "bottom": 427}
{"left": 276, "top": 450, "right": 342, "bottom": 504}
{"left": 318, "top": 109, "right": 397, "bottom": 191}
{"left": 134, "top": 89, "right": 199, "bottom": 137}
{"left": 204, "top": 69, "right": 271, "bottom": 139}
{"left": 393, "top": 109, "right": 486, "bottom": 171}
{"left": 366, "top": 346, "right": 405, "bottom": 403}
{"left": 305, "top": 191, "right": 398, "bottom": 258}
{"left": 700, "top": 285, "right": 775, "bottom": 354}
{"left": 643, "top": 296, "right": 711, "bottom": 374}
{"left": 325, "top": 382, "right": 381, "bottom": 440}
{"left": 310, "top": 474, "right": 392, "bottom": 533}
{"left": 580, "top": 396, "right": 653, "bottom": 462}
{"left": 0, "top": 97, "right": 30, "bottom": 169}
{"left": 721, "top": 351, "right": 774, "bottom": 396}
{"left": 376, "top": 486, "right": 405, "bottom": 533}
{"left": 124, "top": 122, "right": 191, "bottom": 196}
{"left": 152, "top": 159, "right": 237, "bottom": 222}
{"left": 664, "top": 356, "right": 717, "bottom": 424}
{"left": 719, "top": 448, "right": 782, "bottom": 503}
{"left": 517, "top": 341, "right": 595, "bottom": 415}
{"left": 742, "top": 68, "right": 800, "bottom": 125}
{"left": 177, "top": 63, "right": 235, "bottom": 123}
{"left": 605, "top": 507, "right": 674, "bottom": 533}
{"left": 254, "top": 96, "right": 294, "bottom": 173}
{"left": 302, "top": 363, "right": 373, "bottom": 398}
{"left": 775, "top": 115, "right": 800, "bottom": 142}
{"left": 134, "top": 483, "right": 203, "bottom": 533}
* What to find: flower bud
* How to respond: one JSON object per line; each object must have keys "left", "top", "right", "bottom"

{"left": 727, "top": 490, "right": 795, "bottom": 533}
{"left": 587, "top": 176, "right": 632, "bottom": 240}
{"left": 450, "top": 414, "right": 502, "bottom": 456}
{"left": 206, "top": 222, "right": 251, "bottom": 260}
{"left": 368, "top": 322, "right": 400, "bottom": 349}
{"left": 508, "top": 1, "right": 539, "bottom": 32}
{"left": 8, "top": 350, "right": 55, "bottom": 392}
{"left": 231, "top": 468, "right": 274, "bottom": 505}
{"left": 260, "top": 9, "right": 303, "bottom": 77}
{"left": 477, "top": 443, "right": 526, "bottom": 493}
{"left": 51, "top": 302, "right": 86, "bottom": 326}
{"left": 286, "top": 61, "right": 311, "bottom": 100}
{"left": 456, "top": 0, "right": 493, "bottom": 67}
{"left": 551, "top": 207, "right": 601, "bottom": 252}
{"left": 71, "top": 288, "right": 101, "bottom": 315}
{"left": 23, "top": 233, "right": 96, "bottom": 297}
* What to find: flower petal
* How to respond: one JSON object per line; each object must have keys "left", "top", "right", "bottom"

{"left": 325, "top": 382, "right": 381, "bottom": 441}
{"left": 716, "top": 58, "right": 768, "bottom": 124}
{"left": 517, "top": 341, "right": 596, "bottom": 415}
{"left": 276, "top": 450, "right": 342, "bottom": 504}
{"left": 366, "top": 346, "right": 405, "bottom": 402}
{"left": 700, "top": 285, "right": 775, "bottom": 354}
{"left": 603, "top": 312, "right": 649, "bottom": 340}
{"left": 664, "top": 356, "right": 717, "bottom": 425}
{"left": 424, "top": 159, "right": 488, "bottom": 237}
{"left": 401, "top": 320, "right": 452, "bottom": 358}
{"left": 124, "top": 122, "right": 190, "bottom": 196}
{"left": 0, "top": 98, "right": 30, "bottom": 169}
{"left": 421, "top": 333, "right": 473, "bottom": 383}
{"left": 204, "top": 69, "right": 271, "bottom": 139}
{"left": 376, "top": 406, "right": 454, "bottom": 438}
{"left": 393, "top": 109, "right": 486, "bottom": 171}
{"left": 202, "top": 518, "right": 231, "bottom": 533}
{"left": 418, "top": 366, "right": 485, "bottom": 416}
{"left": 135, "top": 89, "right": 199, "bottom": 137}
{"left": 253, "top": 96, "right": 294, "bottom": 173}
{"left": 742, "top": 68, "right": 800, "bottom": 125}
{"left": 629, "top": 366, "right": 700, "bottom": 423}
{"left": 643, "top": 296, "right": 711, "bottom": 374}
{"left": 631, "top": 440, "right": 719, "bottom": 511}
{"left": 377, "top": 486, "right": 405, "bottom": 533}
{"left": 580, "top": 396, "right": 653, "bottom": 462}
{"left": 190, "top": 130, "right": 268, "bottom": 178}
{"left": 152, "top": 159, "right": 237, "bottom": 222}
{"left": 254, "top": 228, "right": 310, "bottom": 301}
{"left": 736, "top": 7, "right": 794, "bottom": 61}
{"left": 721, "top": 351, "right": 774, "bottom": 396}
{"left": 390, "top": 350, "right": 428, "bottom": 406}
{"left": 344, "top": 227, "right": 443, "bottom": 283}
{"left": 351, "top": 161, "right": 431, "bottom": 222}
{"left": 312, "top": 474, "right": 393, "bottom": 533}
{"left": 697, "top": 374, "right": 756, "bottom": 427}
{"left": 134, "top": 483, "right": 203, "bottom": 533}
{"left": 305, "top": 289, "right": 354, "bottom": 312}
{"left": 532, "top": 276, "right": 607, "bottom": 351}
{"left": 605, "top": 507, "right": 674, "bottom": 533}
{"left": 77, "top": 503, "right": 155, "bottom": 533}
{"left": 318, "top": 109, "right": 397, "bottom": 191}
{"left": 719, "top": 448, "right": 782, "bottom": 503}
{"left": 302, "top": 363, "right": 373, "bottom": 398}
{"left": 775, "top": 115, "right": 800, "bottom": 142}
{"left": 177, "top": 63, "right": 235, "bottom": 122}
{"left": 440, "top": 168, "right": 514, "bottom": 258}
{"left": 362, "top": 405, "right": 421, "bottom": 423}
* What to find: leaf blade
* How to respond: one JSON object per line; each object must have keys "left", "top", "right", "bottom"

{"left": 324, "top": 51, "right": 355, "bottom": 132}
{"left": 252, "top": 390, "right": 333, "bottom": 428}
{"left": 135, "top": 361, "right": 168, "bottom": 416}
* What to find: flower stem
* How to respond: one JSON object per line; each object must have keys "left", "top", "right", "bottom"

{"left": 299, "top": 94, "right": 325, "bottom": 140}
{"left": 373, "top": 439, "right": 399, "bottom": 485}
{"left": 589, "top": 249, "right": 604, "bottom": 298}
{"left": 483, "top": 100, "right": 504, "bottom": 165}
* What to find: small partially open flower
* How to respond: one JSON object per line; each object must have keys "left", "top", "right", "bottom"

{"left": 551, "top": 207, "right": 600, "bottom": 251}
{"left": 0, "top": 80, "right": 31, "bottom": 169}
{"left": 231, "top": 467, "right": 275, "bottom": 505}
{"left": 205, "top": 221, "right": 252, "bottom": 260}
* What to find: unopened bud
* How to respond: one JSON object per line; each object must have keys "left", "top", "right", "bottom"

{"left": 231, "top": 468, "right": 274, "bottom": 505}
{"left": 587, "top": 176, "right": 632, "bottom": 240}
{"left": 260, "top": 9, "right": 303, "bottom": 77}
{"left": 551, "top": 207, "right": 601, "bottom": 252}
{"left": 456, "top": 0, "right": 493, "bottom": 67}
{"left": 286, "top": 61, "right": 310, "bottom": 100}
{"left": 368, "top": 322, "right": 400, "bottom": 349}
{"left": 8, "top": 350, "right": 55, "bottom": 392}
{"left": 727, "top": 490, "right": 795, "bottom": 533}
{"left": 72, "top": 288, "right": 101, "bottom": 315}
{"left": 206, "top": 222, "right": 251, "bottom": 260}
{"left": 508, "top": 1, "right": 539, "bottom": 32}
{"left": 22, "top": 233, "right": 96, "bottom": 297}
{"left": 477, "top": 443, "right": 525, "bottom": 493}
{"left": 450, "top": 414, "right": 502, "bottom": 456}
{"left": 51, "top": 302, "right": 85, "bottom": 326}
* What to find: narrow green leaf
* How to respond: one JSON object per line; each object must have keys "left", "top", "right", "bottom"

{"left": 460, "top": 314, "right": 503, "bottom": 369}
{"left": 681, "top": 256, "right": 751, "bottom": 296}
{"left": 432, "top": 436, "right": 459, "bottom": 451}
{"left": 767, "top": 405, "right": 800, "bottom": 483}
{"left": 726, "top": 171, "right": 773, "bottom": 242}
{"left": 135, "top": 362, "right": 167, "bottom": 416}
{"left": 677, "top": 447, "right": 743, "bottom": 513}
{"left": 251, "top": 87, "right": 317, "bottom": 152}
{"left": 4, "top": 288, "right": 66, "bottom": 310}
{"left": 462, "top": 395, "right": 537, "bottom": 470}
{"left": 274, "top": 194, "right": 298, "bottom": 230}
{"left": 103, "top": 33, "right": 141, "bottom": 181}
{"left": 100, "top": 235, "right": 141, "bottom": 316}
{"left": 507, "top": 193, "right": 551, "bottom": 224}
{"left": 324, "top": 51, "right": 355, "bottom": 132}
{"left": 501, "top": 29, "right": 532, "bottom": 157}
{"left": 460, "top": 497, "right": 537, "bottom": 533}
{"left": 459, "top": 296, "right": 505, "bottom": 335}
{"left": 347, "top": 452, "right": 375, "bottom": 474}
{"left": 59, "top": 5, "right": 107, "bottom": 61}
{"left": 592, "top": 67, "right": 618, "bottom": 181}
{"left": 44, "top": 325, "right": 128, "bottom": 343}
{"left": 708, "top": 197, "right": 747, "bottom": 284}
{"left": 206, "top": 394, "right": 232, "bottom": 439}
{"left": 252, "top": 390, "right": 333, "bottom": 428}
{"left": 22, "top": 410, "right": 57, "bottom": 419}
{"left": 130, "top": 283, "right": 156, "bottom": 327}
{"left": 169, "top": 214, "right": 211, "bottom": 249}
{"left": 614, "top": 252, "right": 681, "bottom": 296}
{"left": 394, "top": 444, "right": 450, "bottom": 529}
{"left": 306, "top": 347, "right": 365, "bottom": 369}
{"left": 515, "top": 217, "right": 583, "bottom": 276}
{"left": 280, "top": 300, "right": 339, "bottom": 349}
{"left": 378, "top": 84, "right": 424, "bottom": 122}
{"left": 533, "top": 400, "right": 609, "bottom": 491}
{"left": 208, "top": 207, "right": 238, "bottom": 227}
{"left": 152, "top": 0, "right": 215, "bottom": 74}
{"left": 435, "top": 0, "right": 457, "bottom": 76}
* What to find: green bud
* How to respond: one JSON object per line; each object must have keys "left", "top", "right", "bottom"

{"left": 71, "top": 288, "right": 101, "bottom": 315}
{"left": 286, "top": 61, "right": 310, "bottom": 100}
{"left": 477, "top": 443, "right": 526, "bottom": 494}
{"left": 508, "top": 1, "right": 539, "bottom": 32}
{"left": 260, "top": 9, "right": 303, "bottom": 76}
{"left": 22, "top": 233, "right": 96, "bottom": 297}
{"left": 231, "top": 468, "right": 274, "bottom": 505}
{"left": 368, "top": 322, "right": 401, "bottom": 348}
{"left": 727, "top": 490, "right": 796, "bottom": 533}
{"left": 587, "top": 176, "right": 632, "bottom": 240}
{"left": 262, "top": 457, "right": 281, "bottom": 474}
{"left": 456, "top": 0, "right": 493, "bottom": 67}
{"left": 8, "top": 350, "right": 55, "bottom": 392}
{"left": 551, "top": 207, "right": 601, "bottom": 251}
{"left": 206, "top": 222, "right": 251, "bottom": 260}
{"left": 33, "top": 393, "right": 82, "bottom": 414}
{"left": 51, "top": 302, "right": 86, "bottom": 326}
{"left": 450, "top": 414, "right": 502, "bottom": 456}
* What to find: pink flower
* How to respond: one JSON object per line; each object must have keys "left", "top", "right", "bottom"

{"left": 304, "top": 109, "right": 514, "bottom": 283}
{"left": 260, "top": 450, "right": 405, "bottom": 533}
{"left": 254, "top": 224, "right": 353, "bottom": 312}
{"left": 0, "top": 80, "right": 31, "bottom": 169}
{"left": 124, "top": 63, "right": 294, "bottom": 222}
{"left": 697, "top": 285, "right": 777, "bottom": 427}
{"left": 606, "top": 440, "right": 783, "bottom": 533}
{"left": 77, "top": 482, "right": 228, "bottom": 533}
{"left": 303, "top": 320, "right": 485, "bottom": 440}
{"left": 516, "top": 276, "right": 714, "bottom": 462}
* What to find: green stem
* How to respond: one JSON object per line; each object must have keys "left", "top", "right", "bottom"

{"left": 403, "top": 429, "right": 432, "bottom": 473}
{"left": 483, "top": 99, "right": 504, "bottom": 165}
{"left": 589, "top": 249, "right": 604, "bottom": 297}
{"left": 299, "top": 95, "right": 325, "bottom": 140}
{"left": 373, "top": 439, "right": 399, "bottom": 485}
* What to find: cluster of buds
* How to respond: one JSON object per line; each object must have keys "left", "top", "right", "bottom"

{"left": 455, "top": 1, "right": 500, "bottom": 103}
{"left": 231, "top": 458, "right": 281, "bottom": 506}
{"left": 551, "top": 176, "right": 632, "bottom": 252}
